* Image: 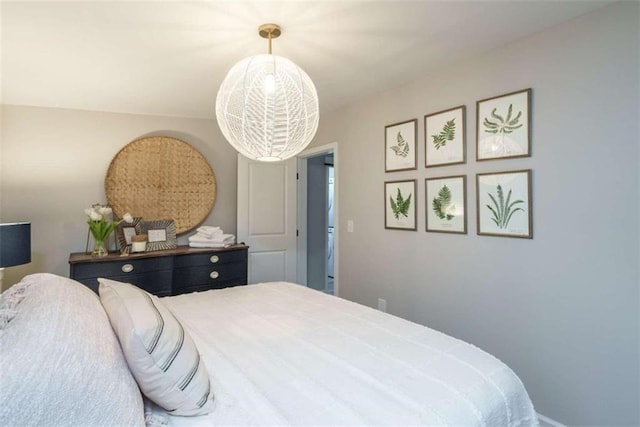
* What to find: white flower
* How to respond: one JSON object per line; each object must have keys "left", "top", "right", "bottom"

{"left": 123, "top": 213, "right": 134, "bottom": 224}
{"left": 84, "top": 208, "right": 93, "bottom": 217}
{"left": 89, "top": 210, "right": 102, "bottom": 221}
{"left": 98, "top": 206, "right": 112, "bottom": 216}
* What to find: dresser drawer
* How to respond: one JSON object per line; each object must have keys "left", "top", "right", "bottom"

{"left": 174, "top": 250, "right": 247, "bottom": 268}
{"left": 71, "top": 257, "right": 172, "bottom": 280}
{"left": 173, "top": 262, "right": 247, "bottom": 294}
{"left": 75, "top": 271, "right": 173, "bottom": 296}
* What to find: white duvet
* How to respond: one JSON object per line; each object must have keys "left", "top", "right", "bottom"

{"left": 162, "top": 282, "right": 538, "bottom": 426}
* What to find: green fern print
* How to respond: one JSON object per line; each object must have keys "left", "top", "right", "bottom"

{"left": 486, "top": 184, "right": 524, "bottom": 229}
{"left": 390, "top": 132, "right": 410, "bottom": 157}
{"left": 483, "top": 104, "right": 523, "bottom": 135}
{"left": 431, "top": 119, "right": 456, "bottom": 150}
{"left": 432, "top": 185, "right": 455, "bottom": 220}
{"left": 390, "top": 188, "right": 412, "bottom": 220}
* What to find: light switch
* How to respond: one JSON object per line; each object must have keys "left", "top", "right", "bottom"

{"left": 347, "top": 220, "right": 354, "bottom": 233}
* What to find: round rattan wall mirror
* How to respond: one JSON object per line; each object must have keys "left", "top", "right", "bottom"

{"left": 105, "top": 136, "right": 216, "bottom": 235}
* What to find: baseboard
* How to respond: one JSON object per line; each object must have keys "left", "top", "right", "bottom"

{"left": 537, "top": 412, "right": 566, "bottom": 427}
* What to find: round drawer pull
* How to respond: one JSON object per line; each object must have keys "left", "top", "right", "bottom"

{"left": 121, "top": 264, "right": 134, "bottom": 273}
{"left": 210, "top": 255, "right": 220, "bottom": 264}
{"left": 209, "top": 271, "right": 219, "bottom": 280}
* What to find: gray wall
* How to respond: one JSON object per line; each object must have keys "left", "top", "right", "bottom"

{"left": 311, "top": 2, "right": 639, "bottom": 425}
{"left": 0, "top": 106, "right": 239, "bottom": 289}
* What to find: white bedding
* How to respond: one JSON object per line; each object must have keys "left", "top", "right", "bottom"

{"left": 162, "top": 282, "right": 538, "bottom": 426}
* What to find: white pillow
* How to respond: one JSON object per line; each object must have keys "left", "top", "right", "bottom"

{"left": 99, "top": 278, "right": 214, "bottom": 416}
{"left": 0, "top": 273, "right": 145, "bottom": 426}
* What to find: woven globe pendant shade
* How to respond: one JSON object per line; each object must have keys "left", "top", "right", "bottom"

{"left": 215, "top": 27, "right": 319, "bottom": 162}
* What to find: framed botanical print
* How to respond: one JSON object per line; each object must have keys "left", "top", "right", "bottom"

{"left": 476, "top": 169, "right": 532, "bottom": 238}
{"left": 425, "top": 175, "right": 467, "bottom": 234}
{"left": 385, "top": 119, "right": 417, "bottom": 172}
{"left": 425, "top": 106, "right": 466, "bottom": 167}
{"left": 385, "top": 179, "right": 417, "bottom": 231}
{"left": 476, "top": 88, "right": 531, "bottom": 161}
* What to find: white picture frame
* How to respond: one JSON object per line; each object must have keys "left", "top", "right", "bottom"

{"left": 476, "top": 169, "right": 532, "bottom": 238}
{"left": 385, "top": 179, "right": 417, "bottom": 231}
{"left": 476, "top": 88, "right": 531, "bottom": 161}
{"left": 385, "top": 119, "right": 417, "bottom": 172}
{"left": 425, "top": 106, "right": 466, "bottom": 167}
{"left": 425, "top": 175, "right": 467, "bottom": 234}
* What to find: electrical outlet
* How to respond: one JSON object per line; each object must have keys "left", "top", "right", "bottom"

{"left": 378, "top": 298, "right": 387, "bottom": 312}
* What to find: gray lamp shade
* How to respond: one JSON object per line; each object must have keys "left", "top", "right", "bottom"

{"left": 0, "top": 222, "right": 31, "bottom": 268}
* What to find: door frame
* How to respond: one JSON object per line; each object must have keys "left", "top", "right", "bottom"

{"left": 296, "top": 142, "right": 339, "bottom": 296}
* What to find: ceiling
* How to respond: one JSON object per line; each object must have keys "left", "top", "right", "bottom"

{"left": 1, "top": 0, "right": 613, "bottom": 119}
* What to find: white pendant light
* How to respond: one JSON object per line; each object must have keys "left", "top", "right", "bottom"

{"left": 215, "top": 24, "right": 319, "bottom": 162}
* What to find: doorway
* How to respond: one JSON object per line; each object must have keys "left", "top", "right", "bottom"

{"left": 297, "top": 143, "right": 338, "bottom": 295}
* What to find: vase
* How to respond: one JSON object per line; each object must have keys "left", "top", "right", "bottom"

{"left": 92, "top": 239, "right": 108, "bottom": 257}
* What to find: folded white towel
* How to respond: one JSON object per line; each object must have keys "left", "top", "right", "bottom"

{"left": 196, "top": 226, "right": 222, "bottom": 238}
{"left": 189, "top": 233, "right": 235, "bottom": 244}
{"left": 189, "top": 241, "right": 232, "bottom": 248}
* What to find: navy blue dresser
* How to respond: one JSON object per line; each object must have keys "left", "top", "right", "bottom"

{"left": 69, "top": 245, "right": 248, "bottom": 296}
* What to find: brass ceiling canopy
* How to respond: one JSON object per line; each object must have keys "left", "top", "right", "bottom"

{"left": 258, "top": 23, "right": 281, "bottom": 54}
{"left": 258, "top": 23, "right": 281, "bottom": 39}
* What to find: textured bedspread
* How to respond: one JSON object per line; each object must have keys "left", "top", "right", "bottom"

{"left": 162, "top": 282, "right": 538, "bottom": 426}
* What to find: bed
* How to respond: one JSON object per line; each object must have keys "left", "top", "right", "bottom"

{"left": 0, "top": 273, "right": 538, "bottom": 426}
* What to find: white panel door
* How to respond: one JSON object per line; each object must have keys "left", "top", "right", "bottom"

{"left": 237, "top": 154, "right": 297, "bottom": 283}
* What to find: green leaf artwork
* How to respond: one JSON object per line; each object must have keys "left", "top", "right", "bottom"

{"left": 390, "top": 131, "right": 409, "bottom": 157}
{"left": 483, "top": 104, "right": 523, "bottom": 135}
{"left": 432, "top": 185, "right": 455, "bottom": 221}
{"left": 486, "top": 184, "right": 524, "bottom": 229}
{"left": 390, "top": 188, "right": 412, "bottom": 220}
{"left": 431, "top": 119, "right": 456, "bottom": 150}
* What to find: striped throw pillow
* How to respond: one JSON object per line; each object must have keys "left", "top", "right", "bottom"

{"left": 99, "top": 278, "right": 213, "bottom": 416}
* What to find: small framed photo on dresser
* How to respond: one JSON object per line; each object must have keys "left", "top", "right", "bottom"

{"left": 141, "top": 219, "right": 177, "bottom": 251}
{"left": 116, "top": 217, "right": 143, "bottom": 250}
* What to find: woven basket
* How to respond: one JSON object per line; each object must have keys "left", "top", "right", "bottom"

{"left": 105, "top": 136, "right": 216, "bottom": 235}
